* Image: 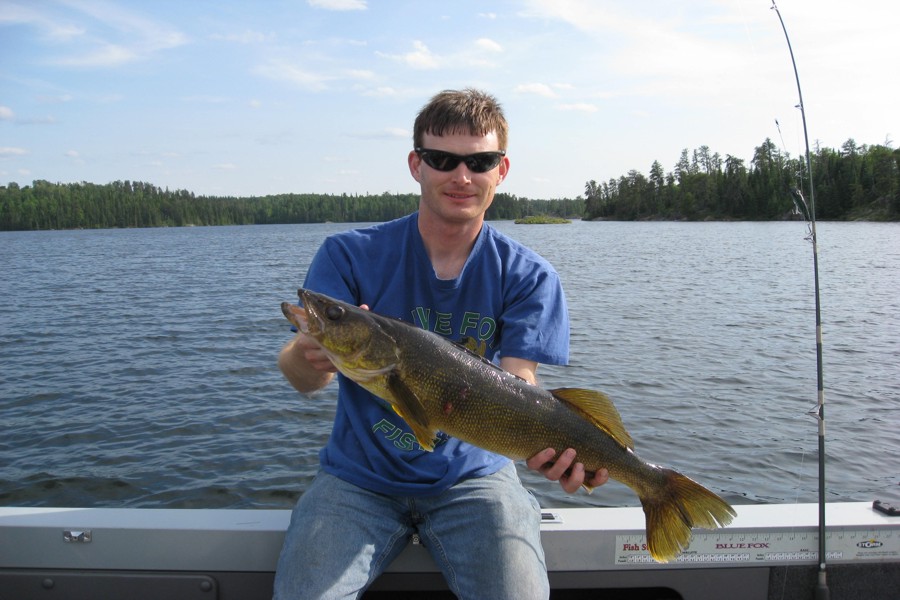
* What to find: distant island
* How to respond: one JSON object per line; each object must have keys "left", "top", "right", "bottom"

{"left": 515, "top": 216, "right": 571, "bottom": 224}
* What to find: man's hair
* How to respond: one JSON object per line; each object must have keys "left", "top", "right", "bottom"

{"left": 413, "top": 88, "right": 508, "bottom": 150}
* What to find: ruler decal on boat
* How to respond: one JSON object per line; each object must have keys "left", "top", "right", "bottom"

{"left": 615, "top": 527, "right": 900, "bottom": 565}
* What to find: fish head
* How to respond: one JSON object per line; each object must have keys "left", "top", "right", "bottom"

{"left": 281, "top": 289, "right": 399, "bottom": 381}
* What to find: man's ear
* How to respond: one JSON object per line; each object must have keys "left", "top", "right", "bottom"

{"left": 497, "top": 155, "right": 510, "bottom": 184}
{"left": 408, "top": 150, "right": 422, "bottom": 183}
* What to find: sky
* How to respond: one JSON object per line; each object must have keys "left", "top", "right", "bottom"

{"left": 1, "top": 0, "right": 897, "bottom": 200}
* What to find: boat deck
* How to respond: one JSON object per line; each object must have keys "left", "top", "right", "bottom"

{"left": 1, "top": 502, "right": 897, "bottom": 599}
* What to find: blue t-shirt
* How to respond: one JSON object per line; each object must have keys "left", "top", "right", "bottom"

{"left": 302, "top": 212, "right": 569, "bottom": 496}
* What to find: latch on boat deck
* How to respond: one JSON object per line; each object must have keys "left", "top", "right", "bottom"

{"left": 63, "top": 530, "right": 92, "bottom": 543}
{"left": 541, "top": 512, "right": 563, "bottom": 524}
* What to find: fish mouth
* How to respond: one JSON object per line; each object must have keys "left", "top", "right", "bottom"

{"left": 297, "top": 288, "right": 330, "bottom": 335}
{"left": 282, "top": 287, "right": 334, "bottom": 335}
{"left": 281, "top": 302, "right": 310, "bottom": 333}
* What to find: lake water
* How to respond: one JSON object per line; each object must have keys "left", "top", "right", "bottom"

{"left": 1, "top": 220, "right": 898, "bottom": 511}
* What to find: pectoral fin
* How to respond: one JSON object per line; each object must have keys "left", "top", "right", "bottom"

{"left": 387, "top": 370, "right": 437, "bottom": 452}
{"left": 550, "top": 388, "right": 634, "bottom": 450}
{"left": 456, "top": 335, "right": 488, "bottom": 358}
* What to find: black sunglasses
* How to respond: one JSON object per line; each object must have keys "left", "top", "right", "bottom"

{"left": 415, "top": 148, "right": 506, "bottom": 173}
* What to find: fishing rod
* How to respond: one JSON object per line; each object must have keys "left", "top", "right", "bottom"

{"left": 770, "top": 2, "right": 829, "bottom": 599}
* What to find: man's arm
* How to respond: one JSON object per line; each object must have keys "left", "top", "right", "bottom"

{"left": 499, "top": 356, "right": 539, "bottom": 385}
{"left": 500, "top": 356, "right": 610, "bottom": 494}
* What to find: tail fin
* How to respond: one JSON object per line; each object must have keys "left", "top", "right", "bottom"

{"left": 640, "top": 468, "right": 736, "bottom": 563}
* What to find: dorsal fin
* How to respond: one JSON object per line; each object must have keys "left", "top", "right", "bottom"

{"left": 550, "top": 388, "right": 634, "bottom": 450}
{"left": 451, "top": 337, "right": 529, "bottom": 383}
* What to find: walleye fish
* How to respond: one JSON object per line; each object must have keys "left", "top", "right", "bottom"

{"left": 281, "top": 289, "right": 736, "bottom": 562}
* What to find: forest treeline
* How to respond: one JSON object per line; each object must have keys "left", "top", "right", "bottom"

{"left": 0, "top": 181, "right": 582, "bottom": 231}
{"left": 584, "top": 138, "right": 899, "bottom": 221}
{"left": 1, "top": 137, "right": 896, "bottom": 231}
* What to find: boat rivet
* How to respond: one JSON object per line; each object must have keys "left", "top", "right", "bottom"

{"left": 200, "top": 580, "right": 213, "bottom": 592}
{"left": 42, "top": 578, "right": 55, "bottom": 589}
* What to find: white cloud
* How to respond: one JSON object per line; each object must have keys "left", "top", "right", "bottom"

{"left": 96, "top": 93, "right": 124, "bottom": 103}
{"left": 344, "top": 69, "right": 376, "bottom": 81}
{"left": 361, "top": 86, "right": 400, "bottom": 97}
{"left": 0, "top": 106, "right": 14, "bottom": 120}
{"left": 515, "top": 83, "right": 557, "bottom": 98}
{"left": 65, "top": 149, "right": 85, "bottom": 164}
{"left": 36, "top": 94, "right": 74, "bottom": 104}
{"left": 214, "top": 163, "right": 237, "bottom": 171}
{"left": 377, "top": 40, "right": 440, "bottom": 70}
{"left": 210, "top": 30, "right": 276, "bottom": 44}
{"left": 557, "top": 103, "right": 598, "bottom": 113}
{"left": 377, "top": 38, "right": 503, "bottom": 71}
{"left": 475, "top": 38, "right": 503, "bottom": 53}
{"left": 0, "top": 147, "right": 29, "bottom": 158}
{"left": 308, "top": 0, "right": 367, "bottom": 10}
{"left": 33, "top": 0, "right": 188, "bottom": 68}
{"left": 55, "top": 43, "right": 137, "bottom": 68}
{"left": 255, "top": 61, "right": 331, "bottom": 91}
{"left": 519, "top": 0, "right": 637, "bottom": 34}
{"left": 0, "top": 3, "right": 84, "bottom": 41}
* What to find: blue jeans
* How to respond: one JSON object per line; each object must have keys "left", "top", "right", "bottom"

{"left": 273, "top": 462, "right": 549, "bottom": 600}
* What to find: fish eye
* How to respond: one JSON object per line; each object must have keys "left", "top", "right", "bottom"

{"left": 325, "top": 305, "right": 345, "bottom": 321}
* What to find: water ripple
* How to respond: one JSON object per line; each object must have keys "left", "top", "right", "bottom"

{"left": 1, "top": 221, "right": 898, "bottom": 510}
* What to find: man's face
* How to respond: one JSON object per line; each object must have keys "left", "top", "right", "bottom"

{"left": 408, "top": 131, "right": 509, "bottom": 225}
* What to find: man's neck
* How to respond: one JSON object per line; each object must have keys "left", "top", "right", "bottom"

{"left": 418, "top": 211, "right": 483, "bottom": 280}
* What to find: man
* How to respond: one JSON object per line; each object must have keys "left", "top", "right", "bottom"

{"left": 274, "top": 88, "right": 608, "bottom": 599}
